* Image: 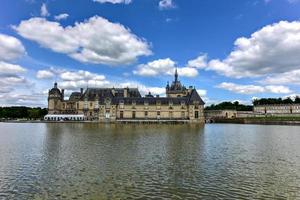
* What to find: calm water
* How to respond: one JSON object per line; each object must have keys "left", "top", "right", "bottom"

{"left": 0, "top": 123, "right": 300, "bottom": 199}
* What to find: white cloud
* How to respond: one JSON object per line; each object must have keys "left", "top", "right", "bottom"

{"left": 40, "top": 3, "right": 50, "bottom": 17}
{"left": 177, "top": 67, "right": 198, "bottom": 77}
{"left": 0, "top": 93, "right": 46, "bottom": 107}
{"left": 14, "top": 16, "right": 151, "bottom": 65}
{"left": 93, "top": 0, "right": 132, "bottom": 4}
{"left": 266, "top": 0, "right": 299, "bottom": 3}
{"left": 36, "top": 70, "right": 55, "bottom": 79}
{"left": 0, "top": 76, "right": 28, "bottom": 85}
{"left": 38, "top": 67, "right": 167, "bottom": 97}
{"left": 54, "top": 13, "right": 69, "bottom": 21}
{"left": 187, "top": 54, "right": 207, "bottom": 69}
{"left": 217, "top": 82, "right": 293, "bottom": 94}
{"left": 202, "top": 21, "right": 300, "bottom": 78}
{"left": 197, "top": 89, "right": 207, "bottom": 97}
{"left": 260, "top": 69, "right": 300, "bottom": 85}
{"left": 133, "top": 58, "right": 198, "bottom": 77}
{"left": 0, "top": 33, "right": 25, "bottom": 61}
{"left": 0, "top": 61, "right": 26, "bottom": 75}
{"left": 159, "top": 0, "right": 176, "bottom": 10}
{"left": 264, "top": 85, "right": 293, "bottom": 94}
{"left": 60, "top": 70, "right": 106, "bottom": 81}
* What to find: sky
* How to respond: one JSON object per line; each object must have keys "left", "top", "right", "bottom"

{"left": 1, "top": 0, "right": 300, "bottom": 107}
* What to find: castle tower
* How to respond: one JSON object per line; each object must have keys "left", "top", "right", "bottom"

{"left": 48, "top": 82, "right": 63, "bottom": 114}
{"left": 166, "top": 68, "right": 187, "bottom": 97}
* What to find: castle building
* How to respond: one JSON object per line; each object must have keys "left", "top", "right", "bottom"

{"left": 45, "top": 70, "right": 205, "bottom": 123}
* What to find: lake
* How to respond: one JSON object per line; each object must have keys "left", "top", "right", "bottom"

{"left": 0, "top": 123, "right": 299, "bottom": 199}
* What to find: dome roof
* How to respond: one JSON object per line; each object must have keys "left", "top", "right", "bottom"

{"left": 49, "top": 87, "right": 61, "bottom": 95}
{"left": 49, "top": 82, "right": 61, "bottom": 95}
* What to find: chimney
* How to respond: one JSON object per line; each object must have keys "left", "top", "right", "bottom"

{"left": 61, "top": 89, "right": 65, "bottom": 100}
{"left": 80, "top": 88, "right": 83, "bottom": 94}
{"left": 124, "top": 87, "right": 129, "bottom": 98}
{"left": 112, "top": 88, "right": 116, "bottom": 96}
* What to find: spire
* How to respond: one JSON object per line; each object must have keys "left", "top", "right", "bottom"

{"left": 54, "top": 82, "right": 58, "bottom": 88}
{"left": 175, "top": 68, "right": 178, "bottom": 82}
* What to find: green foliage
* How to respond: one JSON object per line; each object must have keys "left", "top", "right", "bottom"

{"left": 0, "top": 107, "right": 48, "bottom": 119}
{"left": 253, "top": 97, "right": 300, "bottom": 106}
{"left": 205, "top": 101, "right": 253, "bottom": 111}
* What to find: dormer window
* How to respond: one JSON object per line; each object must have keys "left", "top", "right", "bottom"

{"left": 132, "top": 100, "right": 136, "bottom": 109}
{"left": 119, "top": 100, "right": 124, "bottom": 109}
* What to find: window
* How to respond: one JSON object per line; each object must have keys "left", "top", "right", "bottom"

{"left": 181, "top": 111, "right": 185, "bottom": 119}
{"left": 132, "top": 100, "right": 136, "bottom": 109}
{"left": 145, "top": 111, "right": 148, "bottom": 118}
{"left": 169, "top": 111, "right": 173, "bottom": 118}
{"left": 90, "top": 102, "right": 93, "bottom": 107}
{"left": 76, "top": 103, "right": 79, "bottom": 109}
{"left": 144, "top": 101, "right": 149, "bottom": 110}
{"left": 90, "top": 112, "right": 93, "bottom": 116}
{"left": 195, "top": 111, "right": 199, "bottom": 119}
{"left": 157, "top": 111, "right": 160, "bottom": 116}
{"left": 119, "top": 100, "right": 124, "bottom": 109}
{"left": 120, "top": 111, "right": 124, "bottom": 119}
{"left": 181, "top": 101, "right": 185, "bottom": 109}
{"left": 132, "top": 111, "right": 136, "bottom": 119}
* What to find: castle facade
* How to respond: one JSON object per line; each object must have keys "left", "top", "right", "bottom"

{"left": 46, "top": 70, "right": 205, "bottom": 123}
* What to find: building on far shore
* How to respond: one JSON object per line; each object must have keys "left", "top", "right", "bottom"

{"left": 204, "top": 110, "right": 237, "bottom": 120}
{"left": 45, "top": 70, "right": 205, "bottom": 123}
{"left": 254, "top": 104, "right": 300, "bottom": 116}
{"left": 204, "top": 104, "right": 300, "bottom": 122}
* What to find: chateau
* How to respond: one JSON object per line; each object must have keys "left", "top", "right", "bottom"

{"left": 45, "top": 70, "right": 205, "bottom": 123}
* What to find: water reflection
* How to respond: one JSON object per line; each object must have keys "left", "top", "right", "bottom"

{"left": 0, "top": 123, "right": 299, "bottom": 199}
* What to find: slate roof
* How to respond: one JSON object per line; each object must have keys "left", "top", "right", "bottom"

{"left": 66, "top": 88, "right": 205, "bottom": 105}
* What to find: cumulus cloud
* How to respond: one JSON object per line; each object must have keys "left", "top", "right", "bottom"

{"left": 38, "top": 67, "right": 167, "bottom": 97}
{"left": 36, "top": 70, "right": 55, "bottom": 79}
{"left": 200, "top": 21, "right": 300, "bottom": 78}
{"left": 0, "top": 33, "right": 29, "bottom": 104}
{"left": 260, "top": 69, "right": 300, "bottom": 85}
{"left": 159, "top": 0, "right": 176, "bottom": 10}
{"left": 0, "top": 93, "right": 46, "bottom": 107}
{"left": 14, "top": 16, "right": 151, "bottom": 65}
{"left": 133, "top": 58, "right": 198, "bottom": 77}
{"left": 0, "top": 61, "right": 26, "bottom": 75}
{"left": 93, "top": 0, "right": 132, "bottom": 4}
{"left": 54, "top": 13, "right": 69, "bottom": 21}
{"left": 217, "top": 82, "right": 292, "bottom": 94}
{"left": 0, "top": 33, "right": 25, "bottom": 61}
{"left": 40, "top": 3, "right": 50, "bottom": 17}
{"left": 187, "top": 54, "right": 207, "bottom": 69}
{"left": 60, "top": 70, "right": 106, "bottom": 82}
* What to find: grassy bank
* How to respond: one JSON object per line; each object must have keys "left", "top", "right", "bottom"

{"left": 214, "top": 116, "right": 300, "bottom": 125}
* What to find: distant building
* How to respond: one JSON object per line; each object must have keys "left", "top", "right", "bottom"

{"left": 254, "top": 104, "right": 300, "bottom": 115}
{"left": 46, "top": 70, "right": 205, "bottom": 123}
{"left": 204, "top": 110, "right": 237, "bottom": 120}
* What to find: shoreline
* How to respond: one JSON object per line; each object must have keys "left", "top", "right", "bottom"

{"left": 212, "top": 118, "right": 300, "bottom": 126}
{"left": 2, "top": 119, "right": 300, "bottom": 126}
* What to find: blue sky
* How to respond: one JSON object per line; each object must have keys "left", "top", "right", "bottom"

{"left": 1, "top": 0, "right": 300, "bottom": 107}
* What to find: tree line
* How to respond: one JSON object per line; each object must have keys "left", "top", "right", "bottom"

{"left": 205, "top": 101, "right": 253, "bottom": 111}
{"left": 253, "top": 97, "right": 300, "bottom": 106}
{"left": 0, "top": 107, "right": 48, "bottom": 120}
